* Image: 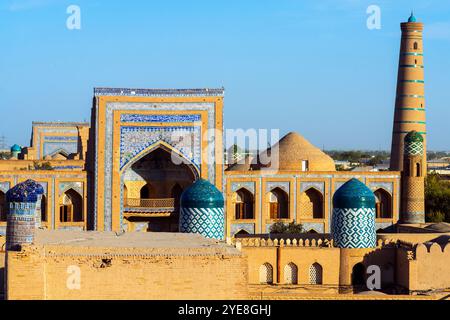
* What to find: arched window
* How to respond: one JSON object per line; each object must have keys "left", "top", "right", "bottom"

{"left": 235, "top": 188, "right": 254, "bottom": 219}
{"left": 309, "top": 263, "right": 323, "bottom": 285}
{"left": 41, "top": 195, "right": 47, "bottom": 222}
{"left": 352, "top": 263, "right": 365, "bottom": 286}
{"left": 284, "top": 263, "right": 298, "bottom": 284}
{"left": 259, "top": 263, "right": 273, "bottom": 284}
{"left": 374, "top": 189, "right": 392, "bottom": 218}
{"left": 302, "top": 188, "right": 324, "bottom": 219}
{"left": 416, "top": 163, "right": 421, "bottom": 177}
{"left": 0, "top": 191, "right": 6, "bottom": 222}
{"left": 269, "top": 187, "right": 289, "bottom": 219}
{"left": 60, "top": 189, "right": 83, "bottom": 222}
{"left": 140, "top": 184, "right": 151, "bottom": 199}
{"left": 414, "top": 42, "right": 418, "bottom": 50}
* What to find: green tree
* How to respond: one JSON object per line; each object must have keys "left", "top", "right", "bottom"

{"left": 269, "top": 222, "right": 304, "bottom": 234}
{"left": 425, "top": 173, "right": 450, "bottom": 223}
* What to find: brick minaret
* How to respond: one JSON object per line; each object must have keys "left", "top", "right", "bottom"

{"left": 401, "top": 131, "right": 425, "bottom": 224}
{"left": 390, "top": 13, "right": 427, "bottom": 173}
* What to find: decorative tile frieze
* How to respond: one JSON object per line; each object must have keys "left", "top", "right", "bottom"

{"left": 120, "top": 126, "right": 201, "bottom": 170}
{"left": 231, "top": 182, "right": 255, "bottom": 194}
{"left": 120, "top": 114, "right": 201, "bottom": 123}
{"left": 266, "top": 181, "right": 290, "bottom": 194}
{"left": 300, "top": 182, "right": 324, "bottom": 194}
{"left": 230, "top": 223, "right": 255, "bottom": 236}
{"left": 368, "top": 182, "right": 393, "bottom": 194}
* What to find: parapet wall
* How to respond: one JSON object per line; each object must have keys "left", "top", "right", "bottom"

{"left": 397, "top": 241, "right": 450, "bottom": 292}
{"left": 6, "top": 232, "right": 249, "bottom": 300}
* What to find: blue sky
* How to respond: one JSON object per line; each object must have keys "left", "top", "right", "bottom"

{"left": 1, "top": 0, "right": 449, "bottom": 150}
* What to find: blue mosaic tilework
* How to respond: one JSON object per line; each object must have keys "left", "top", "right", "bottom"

{"left": 44, "top": 136, "right": 78, "bottom": 141}
{"left": 331, "top": 208, "right": 376, "bottom": 248}
{"left": 120, "top": 126, "right": 201, "bottom": 170}
{"left": 331, "top": 178, "right": 376, "bottom": 248}
{"left": 43, "top": 142, "right": 78, "bottom": 158}
{"left": 230, "top": 223, "right": 255, "bottom": 236}
{"left": 94, "top": 87, "right": 225, "bottom": 97}
{"left": 121, "top": 114, "right": 201, "bottom": 123}
{"left": 302, "top": 222, "right": 324, "bottom": 233}
{"left": 180, "top": 207, "right": 225, "bottom": 240}
{"left": 6, "top": 202, "right": 37, "bottom": 250}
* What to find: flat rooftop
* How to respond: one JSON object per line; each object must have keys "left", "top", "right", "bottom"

{"left": 32, "top": 229, "right": 239, "bottom": 256}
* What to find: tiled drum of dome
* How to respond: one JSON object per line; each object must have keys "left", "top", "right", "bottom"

{"left": 5, "top": 179, "right": 44, "bottom": 251}
{"left": 179, "top": 179, "right": 225, "bottom": 240}
{"left": 331, "top": 178, "right": 376, "bottom": 248}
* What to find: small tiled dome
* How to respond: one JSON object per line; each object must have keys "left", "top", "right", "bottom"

{"left": 404, "top": 130, "right": 424, "bottom": 156}
{"left": 6, "top": 179, "right": 44, "bottom": 203}
{"left": 180, "top": 179, "right": 224, "bottom": 208}
{"left": 180, "top": 179, "right": 225, "bottom": 240}
{"left": 331, "top": 178, "right": 376, "bottom": 248}
{"left": 404, "top": 130, "right": 423, "bottom": 143}
{"left": 10, "top": 144, "right": 21, "bottom": 152}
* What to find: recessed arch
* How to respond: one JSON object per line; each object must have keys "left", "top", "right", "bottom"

{"left": 301, "top": 187, "right": 324, "bottom": 219}
{"left": 41, "top": 194, "right": 47, "bottom": 222}
{"left": 59, "top": 188, "right": 83, "bottom": 222}
{"left": 374, "top": 188, "right": 392, "bottom": 218}
{"left": 309, "top": 263, "right": 323, "bottom": 284}
{"left": 259, "top": 263, "right": 274, "bottom": 284}
{"left": 0, "top": 190, "right": 6, "bottom": 221}
{"left": 268, "top": 187, "right": 289, "bottom": 219}
{"left": 284, "top": 262, "right": 298, "bottom": 284}
{"left": 120, "top": 140, "right": 200, "bottom": 179}
{"left": 235, "top": 188, "right": 254, "bottom": 219}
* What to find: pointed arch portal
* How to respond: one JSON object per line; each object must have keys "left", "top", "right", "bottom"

{"left": 121, "top": 143, "right": 198, "bottom": 232}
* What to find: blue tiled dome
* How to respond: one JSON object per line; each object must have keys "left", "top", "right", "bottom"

{"left": 333, "top": 178, "right": 375, "bottom": 209}
{"left": 180, "top": 179, "right": 224, "bottom": 208}
{"left": 6, "top": 179, "right": 44, "bottom": 203}
{"left": 180, "top": 179, "right": 225, "bottom": 240}
{"left": 10, "top": 144, "right": 21, "bottom": 152}
{"left": 331, "top": 179, "right": 376, "bottom": 248}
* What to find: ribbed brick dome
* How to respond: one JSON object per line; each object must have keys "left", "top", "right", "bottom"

{"left": 260, "top": 132, "right": 335, "bottom": 171}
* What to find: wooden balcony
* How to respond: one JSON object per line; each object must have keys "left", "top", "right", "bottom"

{"left": 124, "top": 198, "right": 177, "bottom": 217}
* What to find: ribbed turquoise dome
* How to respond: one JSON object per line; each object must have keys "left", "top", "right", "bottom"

{"left": 408, "top": 12, "right": 417, "bottom": 23}
{"left": 10, "top": 144, "right": 21, "bottom": 152}
{"left": 333, "top": 178, "right": 375, "bottom": 209}
{"left": 180, "top": 179, "right": 224, "bottom": 208}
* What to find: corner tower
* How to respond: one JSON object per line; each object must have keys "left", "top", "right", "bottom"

{"left": 390, "top": 13, "right": 427, "bottom": 172}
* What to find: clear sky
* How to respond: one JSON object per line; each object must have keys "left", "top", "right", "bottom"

{"left": 1, "top": 0, "right": 449, "bottom": 150}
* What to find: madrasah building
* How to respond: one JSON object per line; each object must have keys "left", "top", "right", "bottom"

{"left": 0, "top": 13, "right": 449, "bottom": 300}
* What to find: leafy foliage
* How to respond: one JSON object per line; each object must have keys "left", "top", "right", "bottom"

{"left": 32, "top": 161, "right": 54, "bottom": 170}
{"left": 269, "top": 221, "right": 304, "bottom": 234}
{"left": 425, "top": 173, "right": 450, "bottom": 223}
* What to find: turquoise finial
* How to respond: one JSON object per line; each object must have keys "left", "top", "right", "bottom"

{"left": 408, "top": 11, "right": 417, "bottom": 23}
